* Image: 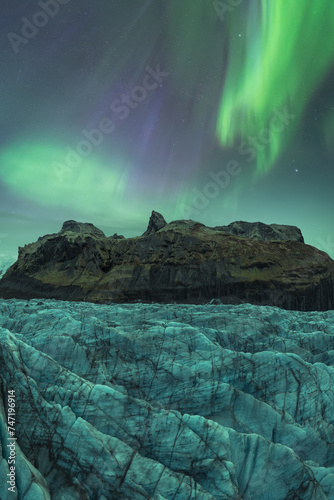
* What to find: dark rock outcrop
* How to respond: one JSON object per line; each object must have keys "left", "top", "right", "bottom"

{"left": 212, "top": 220, "right": 304, "bottom": 242}
{"left": 110, "top": 233, "right": 125, "bottom": 240}
{"left": 0, "top": 215, "right": 333, "bottom": 310}
{"left": 142, "top": 210, "right": 167, "bottom": 236}
{"left": 60, "top": 219, "right": 106, "bottom": 238}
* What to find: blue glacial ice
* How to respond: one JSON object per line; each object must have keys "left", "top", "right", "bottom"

{"left": 0, "top": 298, "right": 333, "bottom": 499}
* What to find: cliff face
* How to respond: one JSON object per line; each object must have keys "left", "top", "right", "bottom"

{"left": 0, "top": 213, "right": 333, "bottom": 310}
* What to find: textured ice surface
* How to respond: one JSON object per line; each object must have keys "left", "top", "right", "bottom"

{"left": 0, "top": 299, "right": 334, "bottom": 499}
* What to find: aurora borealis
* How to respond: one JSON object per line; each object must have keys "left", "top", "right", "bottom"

{"left": 1, "top": 0, "right": 334, "bottom": 258}
{"left": 217, "top": 1, "right": 334, "bottom": 175}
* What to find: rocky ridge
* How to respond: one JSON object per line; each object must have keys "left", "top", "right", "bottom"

{"left": 0, "top": 212, "right": 333, "bottom": 310}
{"left": 211, "top": 220, "right": 304, "bottom": 242}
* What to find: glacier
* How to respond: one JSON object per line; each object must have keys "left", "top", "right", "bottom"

{"left": 0, "top": 298, "right": 334, "bottom": 499}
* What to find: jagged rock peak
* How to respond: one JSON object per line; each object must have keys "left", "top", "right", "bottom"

{"left": 61, "top": 220, "right": 105, "bottom": 238}
{"left": 110, "top": 233, "right": 125, "bottom": 240}
{"left": 142, "top": 211, "right": 167, "bottom": 237}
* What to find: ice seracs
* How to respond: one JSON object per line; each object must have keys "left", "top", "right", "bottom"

{"left": 0, "top": 299, "right": 334, "bottom": 498}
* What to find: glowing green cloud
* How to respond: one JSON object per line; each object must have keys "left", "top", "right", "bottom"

{"left": 0, "top": 140, "right": 132, "bottom": 222}
{"left": 216, "top": 0, "right": 334, "bottom": 176}
{"left": 0, "top": 139, "right": 188, "bottom": 230}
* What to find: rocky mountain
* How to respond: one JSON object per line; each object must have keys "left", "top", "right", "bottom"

{"left": 0, "top": 212, "right": 333, "bottom": 310}
{"left": 0, "top": 299, "right": 334, "bottom": 499}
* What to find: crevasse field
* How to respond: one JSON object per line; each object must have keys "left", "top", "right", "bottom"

{"left": 0, "top": 254, "right": 334, "bottom": 499}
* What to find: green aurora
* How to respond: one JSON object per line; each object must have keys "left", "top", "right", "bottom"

{"left": 217, "top": 0, "right": 334, "bottom": 177}
{"left": 0, "top": 0, "right": 333, "bottom": 258}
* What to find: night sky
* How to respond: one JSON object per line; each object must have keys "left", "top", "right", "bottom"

{"left": 1, "top": 0, "right": 334, "bottom": 259}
